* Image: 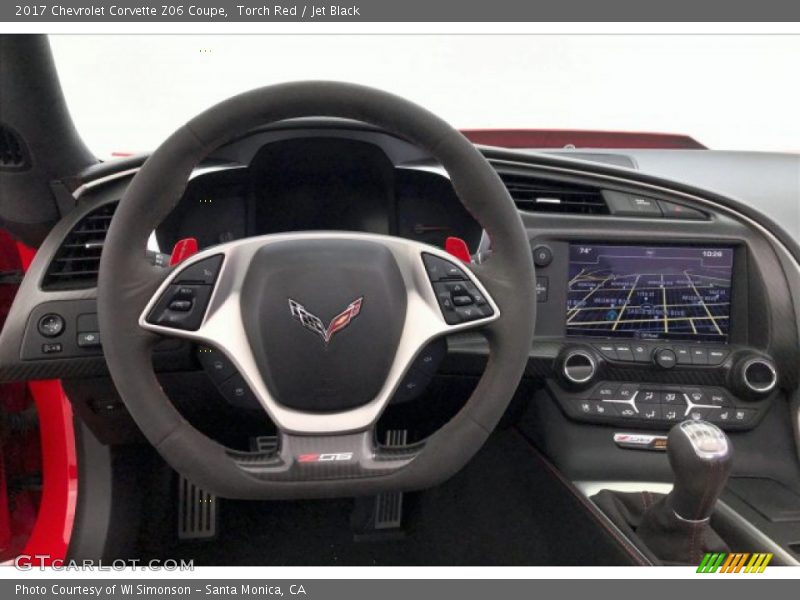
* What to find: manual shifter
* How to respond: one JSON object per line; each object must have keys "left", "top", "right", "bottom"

{"left": 664, "top": 420, "right": 733, "bottom": 520}
{"left": 637, "top": 420, "right": 733, "bottom": 563}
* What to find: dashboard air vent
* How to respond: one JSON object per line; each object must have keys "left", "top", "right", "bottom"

{"left": 42, "top": 202, "right": 118, "bottom": 290}
{"left": 500, "top": 174, "right": 609, "bottom": 215}
{"left": 0, "top": 124, "right": 30, "bottom": 171}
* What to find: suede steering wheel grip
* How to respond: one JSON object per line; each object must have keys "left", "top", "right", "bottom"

{"left": 97, "top": 81, "right": 536, "bottom": 499}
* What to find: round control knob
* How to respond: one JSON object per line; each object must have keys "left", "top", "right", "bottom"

{"left": 742, "top": 358, "right": 778, "bottom": 394}
{"left": 38, "top": 313, "right": 65, "bottom": 338}
{"left": 654, "top": 347, "right": 677, "bottom": 369}
{"left": 562, "top": 349, "right": 597, "bottom": 386}
{"left": 532, "top": 245, "right": 553, "bottom": 267}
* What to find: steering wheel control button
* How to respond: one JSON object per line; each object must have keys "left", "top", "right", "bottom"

{"left": 197, "top": 346, "right": 237, "bottom": 383}
{"left": 219, "top": 374, "right": 260, "bottom": 410}
{"left": 174, "top": 254, "right": 223, "bottom": 285}
{"left": 453, "top": 295, "right": 474, "bottom": 307}
{"left": 76, "top": 332, "right": 101, "bottom": 348}
{"left": 532, "top": 245, "right": 553, "bottom": 267}
{"left": 168, "top": 299, "right": 193, "bottom": 312}
{"left": 147, "top": 284, "right": 213, "bottom": 331}
{"left": 38, "top": 313, "right": 65, "bottom": 338}
{"left": 393, "top": 367, "right": 433, "bottom": 403}
{"left": 412, "top": 338, "right": 447, "bottom": 375}
{"left": 422, "top": 253, "right": 467, "bottom": 281}
{"left": 432, "top": 279, "right": 493, "bottom": 324}
{"left": 654, "top": 348, "right": 677, "bottom": 369}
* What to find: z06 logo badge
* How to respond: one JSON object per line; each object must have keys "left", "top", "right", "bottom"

{"left": 297, "top": 453, "right": 355, "bottom": 463}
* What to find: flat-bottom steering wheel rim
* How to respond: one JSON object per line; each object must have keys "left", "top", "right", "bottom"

{"left": 97, "top": 81, "right": 536, "bottom": 499}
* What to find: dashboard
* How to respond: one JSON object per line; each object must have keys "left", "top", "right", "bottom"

{"left": 0, "top": 118, "right": 798, "bottom": 563}
{"left": 155, "top": 137, "right": 483, "bottom": 255}
{"left": 0, "top": 122, "right": 799, "bottom": 514}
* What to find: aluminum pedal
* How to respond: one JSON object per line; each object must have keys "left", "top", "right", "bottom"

{"left": 373, "top": 429, "right": 408, "bottom": 530}
{"left": 177, "top": 476, "right": 217, "bottom": 540}
{"left": 250, "top": 435, "right": 279, "bottom": 454}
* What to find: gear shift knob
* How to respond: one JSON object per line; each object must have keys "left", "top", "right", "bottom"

{"left": 666, "top": 420, "right": 733, "bottom": 521}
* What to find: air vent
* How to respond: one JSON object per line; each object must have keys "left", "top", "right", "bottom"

{"left": 500, "top": 174, "right": 609, "bottom": 215}
{"left": 0, "top": 124, "right": 31, "bottom": 171}
{"left": 43, "top": 202, "right": 118, "bottom": 290}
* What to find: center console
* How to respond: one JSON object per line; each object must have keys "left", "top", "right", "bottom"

{"left": 532, "top": 240, "right": 780, "bottom": 433}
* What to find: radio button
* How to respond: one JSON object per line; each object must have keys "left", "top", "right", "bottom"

{"left": 654, "top": 348, "right": 677, "bottom": 369}
{"left": 631, "top": 343, "right": 652, "bottom": 362}
{"left": 674, "top": 346, "right": 692, "bottom": 365}
{"left": 614, "top": 343, "right": 635, "bottom": 361}
{"left": 594, "top": 344, "right": 618, "bottom": 360}
{"left": 690, "top": 347, "right": 709, "bottom": 365}
{"left": 707, "top": 348, "right": 730, "bottom": 365}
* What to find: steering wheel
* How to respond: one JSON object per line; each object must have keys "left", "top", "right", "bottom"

{"left": 97, "top": 82, "right": 536, "bottom": 499}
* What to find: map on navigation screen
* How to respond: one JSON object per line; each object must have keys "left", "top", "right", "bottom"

{"left": 566, "top": 244, "right": 734, "bottom": 342}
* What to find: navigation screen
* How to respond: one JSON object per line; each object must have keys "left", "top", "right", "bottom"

{"left": 566, "top": 244, "right": 734, "bottom": 342}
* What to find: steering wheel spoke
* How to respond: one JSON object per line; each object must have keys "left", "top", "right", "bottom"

{"left": 138, "top": 233, "right": 500, "bottom": 436}
{"left": 229, "top": 429, "right": 420, "bottom": 482}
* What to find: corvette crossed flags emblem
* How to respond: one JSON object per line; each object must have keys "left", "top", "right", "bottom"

{"left": 288, "top": 297, "right": 364, "bottom": 345}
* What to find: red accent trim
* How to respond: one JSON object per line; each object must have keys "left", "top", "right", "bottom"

{"left": 445, "top": 237, "right": 472, "bottom": 263}
{"left": 460, "top": 129, "right": 706, "bottom": 150}
{"left": 170, "top": 237, "right": 199, "bottom": 266}
{"left": 0, "top": 236, "right": 78, "bottom": 563}
{"left": 21, "top": 381, "right": 78, "bottom": 564}
{"left": 14, "top": 242, "right": 36, "bottom": 271}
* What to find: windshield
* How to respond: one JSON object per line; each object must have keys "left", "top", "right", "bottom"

{"left": 50, "top": 35, "right": 800, "bottom": 158}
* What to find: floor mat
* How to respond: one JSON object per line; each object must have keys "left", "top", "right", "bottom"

{"left": 157, "top": 429, "right": 635, "bottom": 565}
